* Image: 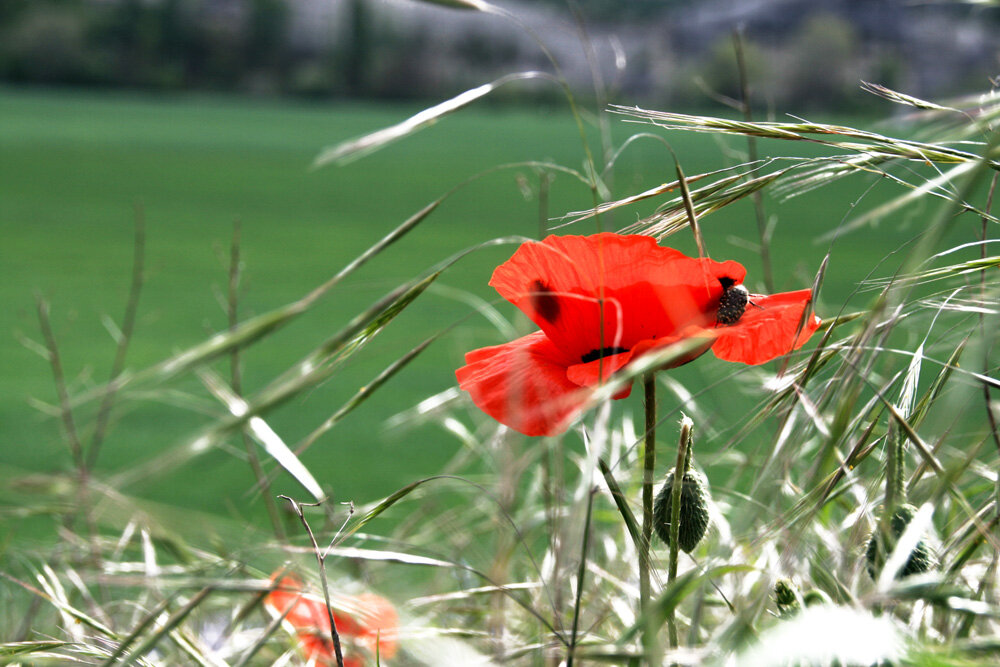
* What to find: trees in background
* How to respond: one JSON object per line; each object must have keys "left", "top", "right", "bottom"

{"left": 0, "top": 0, "right": 995, "bottom": 108}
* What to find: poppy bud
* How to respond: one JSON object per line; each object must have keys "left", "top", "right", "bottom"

{"left": 653, "top": 468, "right": 711, "bottom": 553}
{"left": 803, "top": 588, "right": 832, "bottom": 606}
{"left": 864, "top": 503, "right": 935, "bottom": 579}
{"left": 773, "top": 579, "right": 802, "bottom": 618}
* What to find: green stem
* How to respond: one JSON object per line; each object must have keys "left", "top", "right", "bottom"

{"left": 885, "top": 427, "right": 906, "bottom": 513}
{"left": 639, "top": 373, "right": 657, "bottom": 663}
{"left": 279, "top": 496, "right": 345, "bottom": 667}
{"left": 566, "top": 487, "right": 596, "bottom": 667}
{"left": 667, "top": 419, "right": 693, "bottom": 651}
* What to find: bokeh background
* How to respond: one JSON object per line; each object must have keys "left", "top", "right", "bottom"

{"left": 2, "top": 0, "right": 998, "bottom": 107}
{"left": 2, "top": 0, "right": 998, "bottom": 539}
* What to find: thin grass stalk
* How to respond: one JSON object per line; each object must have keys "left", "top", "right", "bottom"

{"left": 295, "top": 335, "right": 438, "bottom": 457}
{"left": 488, "top": 436, "right": 518, "bottom": 660}
{"left": 227, "top": 220, "right": 285, "bottom": 541}
{"left": 341, "top": 474, "right": 562, "bottom": 637}
{"left": 36, "top": 297, "right": 84, "bottom": 472}
{"left": 547, "top": 437, "right": 566, "bottom": 644}
{"left": 73, "top": 196, "right": 447, "bottom": 410}
{"left": 598, "top": 457, "right": 642, "bottom": 552}
{"left": 675, "top": 160, "right": 706, "bottom": 258}
{"left": 979, "top": 172, "right": 1000, "bottom": 458}
{"left": 538, "top": 170, "right": 551, "bottom": 239}
{"left": 666, "top": 419, "right": 692, "bottom": 653}
{"left": 483, "top": 4, "right": 612, "bottom": 232}
{"left": 99, "top": 593, "right": 178, "bottom": 666}
{"left": 611, "top": 106, "right": 999, "bottom": 168}
{"left": 639, "top": 372, "right": 657, "bottom": 641}
{"left": 232, "top": 578, "right": 300, "bottom": 667}
{"left": 568, "top": 3, "right": 614, "bottom": 169}
{"left": 2, "top": 570, "right": 118, "bottom": 639}
{"left": 885, "top": 425, "right": 906, "bottom": 514}
{"left": 732, "top": 28, "right": 774, "bottom": 292}
{"left": 279, "top": 496, "right": 345, "bottom": 667}
{"left": 976, "top": 168, "right": 1000, "bottom": 645}
{"left": 87, "top": 205, "right": 145, "bottom": 470}
{"left": 566, "top": 485, "right": 596, "bottom": 667}
{"left": 859, "top": 369, "right": 996, "bottom": 550}
{"left": 36, "top": 296, "right": 103, "bottom": 564}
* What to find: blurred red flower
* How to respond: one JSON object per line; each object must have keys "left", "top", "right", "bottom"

{"left": 456, "top": 233, "right": 820, "bottom": 436}
{"left": 265, "top": 575, "right": 398, "bottom": 665}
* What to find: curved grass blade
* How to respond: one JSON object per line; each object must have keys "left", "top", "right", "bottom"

{"left": 98, "top": 593, "right": 180, "bottom": 667}
{"left": 112, "top": 272, "right": 440, "bottom": 494}
{"left": 610, "top": 106, "right": 996, "bottom": 168}
{"left": 0, "top": 570, "right": 117, "bottom": 640}
{"left": 111, "top": 236, "right": 528, "bottom": 491}
{"left": 860, "top": 81, "right": 963, "bottom": 112}
{"left": 597, "top": 457, "right": 642, "bottom": 553}
{"left": 298, "top": 334, "right": 440, "bottom": 453}
{"left": 198, "top": 368, "right": 325, "bottom": 502}
{"left": 71, "top": 197, "right": 445, "bottom": 407}
{"left": 118, "top": 587, "right": 214, "bottom": 667}
{"left": 0, "top": 641, "right": 70, "bottom": 657}
{"left": 314, "top": 72, "right": 549, "bottom": 167}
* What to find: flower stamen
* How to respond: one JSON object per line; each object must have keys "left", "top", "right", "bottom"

{"left": 717, "top": 278, "right": 750, "bottom": 326}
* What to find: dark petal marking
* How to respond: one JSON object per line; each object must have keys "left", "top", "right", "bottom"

{"left": 580, "top": 346, "right": 630, "bottom": 363}
{"left": 530, "top": 280, "right": 560, "bottom": 323}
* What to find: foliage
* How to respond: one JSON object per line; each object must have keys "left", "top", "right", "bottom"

{"left": 2, "top": 2, "right": 1000, "bottom": 666}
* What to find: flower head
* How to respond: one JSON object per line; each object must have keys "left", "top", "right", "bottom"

{"left": 265, "top": 574, "right": 398, "bottom": 665}
{"left": 456, "top": 233, "right": 820, "bottom": 436}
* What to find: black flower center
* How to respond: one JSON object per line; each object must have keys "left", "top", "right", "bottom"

{"left": 580, "top": 346, "right": 630, "bottom": 363}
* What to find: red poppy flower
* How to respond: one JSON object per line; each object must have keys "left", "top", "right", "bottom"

{"left": 455, "top": 233, "right": 820, "bottom": 436}
{"left": 265, "top": 575, "right": 398, "bottom": 664}
{"left": 296, "top": 632, "right": 363, "bottom": 667}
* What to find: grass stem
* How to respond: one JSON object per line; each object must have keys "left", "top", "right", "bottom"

{"left": 566, "top": 486, "right": 596, "bottom": 667}
{"left": 667, "top": 419, "right": 693, "bottom": 652}
{"left": 732, "top": 28, "right": 774, "bottom": 292}
{"left": 640, "top": 372, "right": 657, "bottom": 663}
{"left": 228, "top": 220, "right": 286, "bottom": 542}
{"left": 280, "top": 496, "right": 346, "bottom": 667}
{"left": 87, "top": 205, "right": 145, "bottom": 471}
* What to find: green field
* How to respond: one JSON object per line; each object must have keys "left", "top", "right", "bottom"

{"left": 1, "top": 87, "right": 930, "bottom": 540}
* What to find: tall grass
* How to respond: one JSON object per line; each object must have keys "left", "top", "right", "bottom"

{"left": 2, "top": 2, "right": 999, "bottom": 666}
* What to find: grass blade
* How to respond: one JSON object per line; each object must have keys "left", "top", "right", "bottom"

{"left": 314, "top": 72, "right": 549, "bottom": 167}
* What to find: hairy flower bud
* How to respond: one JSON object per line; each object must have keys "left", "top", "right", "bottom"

{"left": 865, "top": 503, "right": 935, "bottom": 580}
{"left": 773, "top": 579, "right": 802, "bottom": 618}
{"left": 653, "top": 468, "right": 711, "bottom": 553}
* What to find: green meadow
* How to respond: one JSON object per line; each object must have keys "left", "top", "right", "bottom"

{"left": 0, "top": 87, "right": 941, "bottom": 535}
{"left": 4, "top": 79, "right": 1000, "bottom": 666}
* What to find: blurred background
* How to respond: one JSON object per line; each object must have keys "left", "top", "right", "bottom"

{"left": 1, "top": 0, "right": 997, "bottom": 110}
{"left": 2, "top": 0, "right": 998, "bottom": 533}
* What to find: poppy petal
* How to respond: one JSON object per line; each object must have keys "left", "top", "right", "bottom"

{"left": 266, "top": 577, "right": 332, "bottom": 633}
{"left": 629, "top": 330, "right": 718, "bottom": 370}
{"left": 456, "top": 331, "right": 588, "bottom": 437}
{"left": 565, "top": 349, "right": 635, "bottom": 391}
{"left": 297, "top": 633, "right": 365, "bottom": 666}
{"left": 490, "top": 233, "right": 745, "bottom": 359}
{"left": 353, "top": 593, "right": 399, "bottom": 658}
{"left": 711, "top": 289, "right": 820, "bottom": 365}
